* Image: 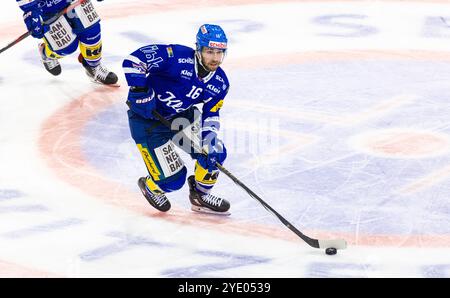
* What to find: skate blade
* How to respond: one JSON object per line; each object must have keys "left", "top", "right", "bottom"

{"left": 191, "top": 205, "right": 231, "bottom": 216}
{"left": 89, "top": 77, "right": 121, "bottom": 88}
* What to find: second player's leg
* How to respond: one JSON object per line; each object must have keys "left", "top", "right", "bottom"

{"left": 77, "top": 23, "right": 118, "bottom": 85}
{"left": 38, "top": 14, "right": 80, "bottom": 76}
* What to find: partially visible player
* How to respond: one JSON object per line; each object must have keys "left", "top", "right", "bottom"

{"left": 17, "top": 0, "right": 118, "bottom": 85}
{"left": 123, "top": 24, "right": 231, "bottom": 215}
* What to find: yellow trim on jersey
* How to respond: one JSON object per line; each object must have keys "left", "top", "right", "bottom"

{"left": 137, "top": 144, "right": 161, "bottom": 181}
{"left": 194, "top": 161, "right": 218, "bottom": 185}
{"left": 210, "top": 100, "right": 224, "bottom": 113}
{"left": 79, "top": 40, "right": 103, "bottom": 60}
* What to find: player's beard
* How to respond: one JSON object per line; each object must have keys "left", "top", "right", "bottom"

{"left": 205, "top": 61, "right": 220, "bottom": 71}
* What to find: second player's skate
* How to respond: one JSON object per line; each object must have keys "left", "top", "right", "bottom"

{"left": 187, "top": 175, "right": 230, "bottom": 216}
{"left": 78, "top": 54, "right": 119, "bottom": 86}
{"left": 39, "top": 43, "right": 61, "bottom": 76}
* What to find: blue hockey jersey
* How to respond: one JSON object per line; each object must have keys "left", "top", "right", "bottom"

{"left": 16, "top": 0, "right": 68, "bottom": 14}
{"left": 123, "top": 44, "right": 230, "bottom": 142}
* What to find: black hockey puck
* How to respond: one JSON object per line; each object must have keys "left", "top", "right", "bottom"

{"left": 325, "top": 247, "right": 337, "bottom": 255}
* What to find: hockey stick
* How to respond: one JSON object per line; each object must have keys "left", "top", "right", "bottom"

{"left": 152, "top": 110, "right": 347, "bottom": 250}
{"left": 440, "top": 16, "right": 450, "bottom": 27}
{"left": 0, "top": 0, "right": 86, "bottom": 55}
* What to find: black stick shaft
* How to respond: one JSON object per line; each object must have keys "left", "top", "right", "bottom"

{"left": 152, "top": 110, "right": 320, "bottom": 248}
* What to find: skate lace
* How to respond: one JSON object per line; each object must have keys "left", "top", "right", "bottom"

{"left": 94, "top": 65, "right": 109, "bottom": 81}
{"left": 201, "top": 193, "right": 222, "bottom": 207}
{"left": 151, "top": 193, "right": 168, "bottom": 206}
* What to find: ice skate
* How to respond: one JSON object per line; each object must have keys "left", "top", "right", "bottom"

{"left": 137, "top": 177, "right": 171, "bottom": 212}
{"left": 187, "top": 175, "right": 230, "bottom": 216}
{"left": 78, "top": 54, "right": 119, "bottom": 86}
{"left": 38, "top": 43, "right": 61, "bottom": 76}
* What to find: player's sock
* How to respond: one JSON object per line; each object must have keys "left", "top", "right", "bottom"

{"left": 38, "top": 43, "right": 61, "bottom": 76}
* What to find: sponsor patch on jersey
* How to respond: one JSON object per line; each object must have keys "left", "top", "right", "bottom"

{"left": 215, "top": 75, "right": 225, "bottom": 83}
{"left": 154, "top": 141, "right": 184, "bottom": 177}
{"left": 210, "top": 100, "right": 224, "bottom": 113}
{"left": 141, "top": 45, "right": 164, "bottom": 70}
{"left": 166, "top": 46, "right": 174, "bottom": 58}
{"left": 178, "top": 57, "right": 194, "bottom": 64}
{"left": 206, "top": 84, "right": 221, "bottom": 94}
{"left": 181, "top": 69, "right": 193, "bottom": 79}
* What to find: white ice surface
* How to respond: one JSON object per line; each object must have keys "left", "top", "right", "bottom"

{"left": 0, "top": 0, "right": 449, "bottom": 277}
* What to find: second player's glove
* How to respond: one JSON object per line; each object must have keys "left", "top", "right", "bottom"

{"left": 23, "top": 8, "right": 49, "bottom": 39}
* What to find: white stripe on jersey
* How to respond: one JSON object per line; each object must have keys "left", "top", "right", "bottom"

{"left": 17, "top": 0, "right": 35, "bottom": 7}
{"left": 125, "top": 54, "right": 146, "bottom": 66}
{"left": 123, "top": 67, "right": 145, "bottom": 74}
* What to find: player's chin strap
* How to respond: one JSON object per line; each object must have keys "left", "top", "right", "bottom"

{"left": 152, "top": 110, "right": 348, "bottom": 251}
{"left": 195, "top": 51, "right": 210, "bottom": 78}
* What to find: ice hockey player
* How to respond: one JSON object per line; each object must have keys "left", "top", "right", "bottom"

{"left": 122, "top": 24, "right": 230, "bottom": 215}
{"left": 17, "top": 0, "right": 118, "bottom": 85}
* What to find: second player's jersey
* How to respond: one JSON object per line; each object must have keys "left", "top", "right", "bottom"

{"left": 123, "top": 44, "right": 230, "bottom": 140}
{"left": 16, "top": 0, "right": 68, "bottom": 14}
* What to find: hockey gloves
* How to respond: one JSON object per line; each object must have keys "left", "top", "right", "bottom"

{"left": 23, "top": 8, "right": 49, "bottom": 39}
{"left": 194, "top": 137, "right": 227, "bottom": 172}
{"left": 126, "top": 87, "right": 157, "bottom": 119}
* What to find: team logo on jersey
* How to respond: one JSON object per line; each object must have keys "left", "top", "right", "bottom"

{"left": 141, "top": 45, "right": 164, "bottom": 70}
{"left": 158, "top": 91, "right": 186, "bottom": 113}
